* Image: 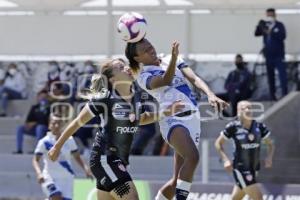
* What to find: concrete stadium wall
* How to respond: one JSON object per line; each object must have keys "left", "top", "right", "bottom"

{"left": 259, "top": 92, "right": 300, "bottom": 184}
{"left": 0, "top": 13, "right": 299, "bottom": 55}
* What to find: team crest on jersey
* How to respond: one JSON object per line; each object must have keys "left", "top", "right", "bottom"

{"left": 166, "top": 118, "right": 180, "bottom": 126}
{"left": 113, "top": 103, "right": 123, "bottom": 109}
{"left": 248, "top": 134, "right": 255, "bottom": 141}
{"left": 172, "top": 77, "right": 186, "bottom": 87}
{"left": 112, "top": 103, "right": 126, "bottom": 119}
{"left": 246, "top": 174, "right": 253, "bottom": 181}
{"left": 118, "top": 163, "right": 127, "bottom": 172}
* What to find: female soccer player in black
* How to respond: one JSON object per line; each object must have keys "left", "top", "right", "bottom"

{"left": 215, "top": 101, "right": 274, "bottom": 200}
{"left": 48, "top": 58, "right": 183, "bottom": 200}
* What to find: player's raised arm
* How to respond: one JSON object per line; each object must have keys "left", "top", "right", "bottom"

{"left": 148, "top": 41, "right": 179, "bottom": 89}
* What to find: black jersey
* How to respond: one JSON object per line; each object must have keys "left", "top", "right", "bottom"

{"left": 87, "top": 88, "right": 141, "bottom": 165}
{"left": 221, "top": 120, "right": 271, "bottom": 171}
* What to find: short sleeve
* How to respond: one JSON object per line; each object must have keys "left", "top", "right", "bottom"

{"left": 161, "top": 55, "right": 188, "bottom": 70}
{"left": 68, "top": 137, "right": 79, "bottom": 153}
{"left": 138, "top": 71, "right": 155, "bottom": 90}
{"left": 220, "top": 122, "right": 236, "bottom": 139}
{"left": 176, "top": 56, "right": 188, "bottom": 70}
{"left": 87, "top": 97, "right": 108, "bottom": 116}
{"left": 259, "top": 123, "right": 271, "bottom": 139}
{"left": 34, "top": 139, "right": 46, "bottom": 155}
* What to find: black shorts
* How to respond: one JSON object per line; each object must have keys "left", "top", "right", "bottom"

{"left": 233, "top": 169, "right": 257, "bottom": 189}
{"left": 89, "top": 147, "right": 132, "bottom": 192}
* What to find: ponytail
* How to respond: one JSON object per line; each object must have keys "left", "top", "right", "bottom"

{"left": 125, "top": 42, "right": 140, "bottom": 73}
{"left": 89, "top": 74, "right": 107, "bottom": 94}
{"left": 80, "top": 74, "right": 108, "bottom": 100}
{"left": 81, "top": 59, "right": 114, "bottom": 99}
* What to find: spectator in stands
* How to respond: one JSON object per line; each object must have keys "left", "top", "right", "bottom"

{"left": 217, "top": 54, "right": 252, "bottom": 116}
{"left": 0, "top": 63, "right": 27, "bottom": 117}
{"left": 59, "top": 62, "right": 76, "bottom": 98}
{"left": 73, "top": 60, "right": 96, "bottom": 101}
{"left": 13, "top": 90, "right": 50, "bottom": 154}
{"left": 47, "top": 61, "right": 72, "bottom": 100}
{"left": 255, "top": 8, "right": 287, "bottom": 100}
{"left": 46, "top": 61, "right": 60, "bottom": 91}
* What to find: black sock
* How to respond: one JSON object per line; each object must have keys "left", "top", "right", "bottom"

{"left": 175, "top": 188, "right": 189, "bottom": 200}
{"left": 175, "top": 179, "right": 191, "bottom": 200}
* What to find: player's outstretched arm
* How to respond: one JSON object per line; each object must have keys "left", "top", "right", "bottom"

{"left": 181, "top": 67, "right": 229, "bottom": 111}
{"left": 147, "top": 41, "right": 179, "bottom": 89}
{"left": 139, "top": 100, "right": 184, "bottom": 125}
{"left": 48, "top": 105, "right": 94, "bottom": 162}
{"left": 215, "top": 134, "right": 233, "bottom": 172}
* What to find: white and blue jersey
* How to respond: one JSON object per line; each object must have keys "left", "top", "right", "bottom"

{"left": 34, "top": 132, "right": 78, "bottom": 200}
{"left": 138, "top": 55, "right": 198, "bottom": 113}
{"left": 137, "top": 56, "right": 201, "bottom": 145}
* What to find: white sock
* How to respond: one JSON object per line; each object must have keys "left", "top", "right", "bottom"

{"left": 176, "top": 179, "right": 192, "bottom": 191}
{"left": 155, "top": 190, "right": 168, "bottom": 200}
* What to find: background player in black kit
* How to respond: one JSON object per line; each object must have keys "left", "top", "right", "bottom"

{"left": 48, "top": 57, "right": 183, "bottom": 200}
{"left": 215, "top": 101, "right": 275, "bottom": 200}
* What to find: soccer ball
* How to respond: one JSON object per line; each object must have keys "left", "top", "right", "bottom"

{"left": 117, "top": 12, "right": 147, "bottom": 43}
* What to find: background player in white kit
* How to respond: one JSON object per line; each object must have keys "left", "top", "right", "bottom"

{"left": 32, "top": 114, "right": 93, "bottom": 200}
{"left": 125, "top": 39, "right": 228, "bottom": 200}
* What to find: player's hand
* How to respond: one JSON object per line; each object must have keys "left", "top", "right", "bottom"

{"left": 223, "top": 160, "right": 233, "bottom": 173}
{"left": 171, "top": 41, "right": 180, "bottom": 59}
{"left": 264, "top": 156, "right": 273, "bottom": 168}
{"left": 48, "top": 146, "right": 60, "bottom": 162}
{"left": 163, "top": 100, "right": 185, "bottom": 116}
{"left": 208, "top": 94, "right": 229, "bottom": 112}
{"left": 37, "top": 173, "right": 45, "bottom": 184}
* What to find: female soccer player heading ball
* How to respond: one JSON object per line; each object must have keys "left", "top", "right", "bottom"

{"left": 125, "top": 38, "right": 229, "bottom": 200}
